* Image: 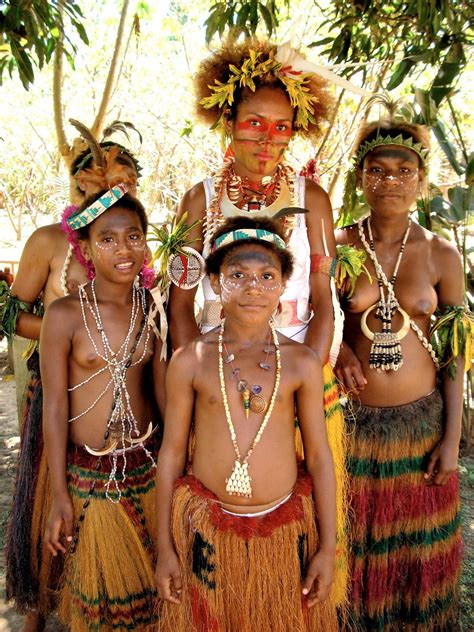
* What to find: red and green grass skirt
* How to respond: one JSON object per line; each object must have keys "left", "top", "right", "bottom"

{"left": 56, "top": 442, "right": 158, "bottom": 631}
{"left": 347, "top": 390, "right": 462, "bottom": 631}
{"left": 160, "top": 470, "right": 339, "bottom": 632}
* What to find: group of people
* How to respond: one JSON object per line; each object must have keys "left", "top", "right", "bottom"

{"left": 1, "top": 38, "right": 470, "bottom": 632}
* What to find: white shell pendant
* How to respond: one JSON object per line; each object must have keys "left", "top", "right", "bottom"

{"left": 225, "top": 460, "right": 252, "bottom": 498}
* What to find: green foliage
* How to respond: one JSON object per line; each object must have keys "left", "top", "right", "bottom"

{"left": 204, "top": 1, "right": 287, "bottom": 43}
{"left": 314, "top": 0, "right": 472, "bottom": 88}
{"left": 0, "top": 0, "right": 89, "bottom": 89}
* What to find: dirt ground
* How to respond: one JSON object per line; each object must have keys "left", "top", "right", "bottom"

{"left": 0, "top": 342, "right": 473, "bottom": 631}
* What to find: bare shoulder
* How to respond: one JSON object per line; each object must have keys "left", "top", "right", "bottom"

{"left": 335, "top": 223, "right": 358, "bottom": 246}
{"left": 169, "top": 336, "right": 205, "bottom": 376}
{"left": 279, "top": 334, "right": 322, "bottom": 372}
{"left": 304, "top": 179, "right": 332, "bottom": 215}
{"left": 43, "top": 293, "right": 80, "bottom": 332}
{"left": 179, "top": 181, "right": 207, "bottom": 220}
{"left": 23, "top": 222, "right": 63, "bottom": 253}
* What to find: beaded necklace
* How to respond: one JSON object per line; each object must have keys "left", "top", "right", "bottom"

{"left": 71, "top": 279, "right": 154, "bottom": 502}
{"left": 203, "top": 155, "right": 296, "bottom": 253}
{"left": 218, "top": 319, "right": 281, "bottom": 498}
{"left": 358, "top": 216, "right": 439, "bottom": 370}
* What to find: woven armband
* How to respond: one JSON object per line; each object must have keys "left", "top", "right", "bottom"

{"left": 430, "top": 305, "right": 473, "bottom": 379}
{"left": 0, "top": 281, "right": 34, "bottom": 340}
{"left": 310, "top": 254, "right": 338, "bottom": 278}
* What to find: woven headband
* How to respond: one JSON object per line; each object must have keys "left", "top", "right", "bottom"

{"left": 213, "top": 228, "right": 286, "bottom": 251}
{"left": 66, "top": 184, "right": 128, "bottom": 230}
{"left": 354, "top": 133, "right": 429, "bottom": 167}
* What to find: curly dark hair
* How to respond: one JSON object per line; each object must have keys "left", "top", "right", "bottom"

{"left": 75, "top": 191, "right": 148, "bottom": 240}
{"left": 194, "top": 39, "right": 334, "bottom": 140}
{"left": 353, "top": 121, "right": 430, "bottom": 167}
{"left": 206, "top": 216, "right": 294, "bottom": 278}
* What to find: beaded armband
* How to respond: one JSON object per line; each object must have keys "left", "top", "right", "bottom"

{"left": 310, "top": 254, "right": 338, "bottom": 278}
{"left": 430, "top": 305, "right": 473, "bottom": 379}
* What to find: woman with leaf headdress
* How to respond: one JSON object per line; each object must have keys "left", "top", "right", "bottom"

{"left": 335, "top": 95, "right": 469, "bottom": 630}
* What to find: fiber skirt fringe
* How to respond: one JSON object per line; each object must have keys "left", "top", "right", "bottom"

{"left": 347, "top": 390, "right": 462, "bottom": 631}
{"left": 160, "top": 471, "right": 339, "bottom": 632}
{"left": 296, "top": 362, "right": 349, "bottom": 607}
{"left": 57, "top": 443, "right": 158, "bottom": 631}
{"left": 5, "top": 352, "right": 59, "bottom": 614}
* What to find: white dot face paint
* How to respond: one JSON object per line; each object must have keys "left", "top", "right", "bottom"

{"left": 94, "top": 234, "right": 146, "bottom": 252}
{"left": 219, "top": 271, "right": 282, "bottom": 294}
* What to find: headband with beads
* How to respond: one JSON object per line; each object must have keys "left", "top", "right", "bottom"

{"left": 213, "top": 228, "right": 286, "bottom": 251}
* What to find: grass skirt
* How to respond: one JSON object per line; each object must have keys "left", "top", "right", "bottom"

{"left": 347, "top": 390, "right": 462, "bottom": 631}
{"left": 160, "top": 470, "right": 339, "bottom": 632}
{"left": 57, "top": 442, "right": 158, "bottom": 631}
{"left": 295, "top": 362, "right": 349, "bottom": 608}
{"left": 5, "top": 352, "right": 59, "bottom": 615}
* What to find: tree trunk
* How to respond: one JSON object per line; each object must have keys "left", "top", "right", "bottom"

{"left": 91, "top": 0, "right": 131, "bottom": 137}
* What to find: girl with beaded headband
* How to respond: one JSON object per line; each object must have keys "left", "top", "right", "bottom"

{"left": 335, "top": 98, "right": 469, "bottom": 630}
{"left": 40, "top": 189, "right": 166, "bottom": 631}
{"left": 167, "top": 39, "right": 352, "bottom": 606}
{"left": 156, "top": 216, "right": 341, "bottom": 631}
{"left": 2, "top": 120, "right": 151, "bottom": 632}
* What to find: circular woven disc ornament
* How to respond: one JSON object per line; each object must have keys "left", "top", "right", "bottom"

{"left": 167, "top": 246, "right": 205, "bottom": 289}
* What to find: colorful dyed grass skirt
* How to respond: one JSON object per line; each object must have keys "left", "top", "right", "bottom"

{"left": 347, "top": 390, "right": 462, "bottom": 631}
{"left": 160, "top": 471, "right": 339, "bottom": 632}
{"left": 57, "top": 442, "right": 158, "bottom": 631}
{"left": 5, "top": 352, "right": 59, "bottom": 615}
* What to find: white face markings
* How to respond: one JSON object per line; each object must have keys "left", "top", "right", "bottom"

{"left": 94, "top": 232, "right": 146, "bottom": 252}
{"left": 218, "top": 271, "right": 282, "bottom": 296}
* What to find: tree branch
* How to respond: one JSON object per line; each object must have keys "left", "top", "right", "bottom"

{"left": 92, "top": 0, "right": 131, "bottom": 136}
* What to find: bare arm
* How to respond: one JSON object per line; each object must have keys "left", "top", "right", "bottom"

{"left": 426, "top": 239, "right": 465, "bottom": 485}
{"left": 155, "top": 344, "right": 196, "bottom": 602}
{"left": 304, "top": 180, "right": 336, "bottom": 363}
{"left": 40, "top": 298, "right": 74, "bottom": 554}
{"left": 152, "top": 336, "right": 167, "bottom": 421}
{"left": 333, "top": 226, "right": 367, "bottom": 391}
{"left": 296, "top": 347, "right": 336, "bottom": 605}
{"left": 11, "top": 227, "right": 55, "bottom": 340}
{"left": 168, "top": 184, "right": 207, "bottom": 350}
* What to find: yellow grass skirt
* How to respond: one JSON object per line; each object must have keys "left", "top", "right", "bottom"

{"left": 57, "top": 443, "right": 158, "bottom": 631}
{"left": 295, "top": 361, "right": 348, "bottom": 608}
{"left": 160, "top": 470, "right": 339, "bottom": 632}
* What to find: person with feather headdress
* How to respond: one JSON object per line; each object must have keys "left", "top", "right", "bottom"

{"left": 2, "top": 120, "right": 153, "bottom": 632}
{"left": 335, "top": 95, "right": 469, "bottom": 630}
{"left": 164, "top": 38, "right": 361, "bottom": 613}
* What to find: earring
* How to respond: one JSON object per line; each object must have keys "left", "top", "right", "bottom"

{"left": 220, "top": 307, "right": 225, "bottom": 320}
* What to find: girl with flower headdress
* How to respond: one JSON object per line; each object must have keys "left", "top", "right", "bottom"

{"left": 335, "top": 99, "right": 470, "bottom": 630}
{"left": 2, "top": 122, "right": 154, "bottom": 632}
{"left": 42, "top": 189, "right": 165, "bottom": 630}
{"left": 166, "top": 37, "right": 357, "bottom": 609}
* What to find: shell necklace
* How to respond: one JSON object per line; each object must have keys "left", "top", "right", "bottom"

{"left": 358, "top": 216, "right": 411, "bottom": 371}
{"left": 218, "top": 319, "right": 281, "bottom": 498}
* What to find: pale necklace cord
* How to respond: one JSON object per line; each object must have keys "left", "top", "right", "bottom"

{"left": 219, "top": 318, "right": 281, "bottom": 499}
{"left": 358, "top": 216, "right": 439, "bottom": 368}
{"left": 70, "top": 280, "right": 154, "bottom": 502}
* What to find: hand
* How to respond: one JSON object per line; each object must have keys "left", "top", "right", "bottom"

{"left": 156, "top": 549, "right": 182, "bottom": 604}
{"left": 424, "top": 439, "right": 459, "bottom": 486}
{"left": 334, "top": 341, "right": 367, "bottom": 394}
{"left": 302, "top": 550, "right": 335, "bottom": 607}
{"left": 44, "top": 493, "right": 74, "bottom": 556}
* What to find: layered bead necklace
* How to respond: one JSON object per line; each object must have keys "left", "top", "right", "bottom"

{"left": 70, "top": 279, "right": 154, "bottom": 502}
{"left": 203, "top": 155, "right": 296, "bottom": 252}
{"left": 218, "top": 319, "right": 281, "bottom": 498}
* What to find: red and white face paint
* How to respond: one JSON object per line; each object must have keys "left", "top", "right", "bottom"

{"left": 230, "top": 87, "right": 294, "bottom": 179}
